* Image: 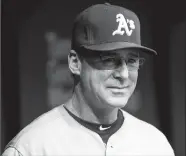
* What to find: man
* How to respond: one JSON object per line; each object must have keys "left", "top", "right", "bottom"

{"left": 2, "top": 3, "right": 175, "bottom": 156}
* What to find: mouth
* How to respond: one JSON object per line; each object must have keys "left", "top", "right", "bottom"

{"left": 107, "top": 86, "right": 130, "bottom": 94}
{"left": 107, "top": 86, "right": 129, "bottom": 89}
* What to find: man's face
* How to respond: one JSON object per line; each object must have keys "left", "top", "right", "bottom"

{"left": 78, "top": 49, "right": 143, "bottom": 109}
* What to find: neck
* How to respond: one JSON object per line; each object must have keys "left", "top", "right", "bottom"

{"left": 64, "top": 84, "right": 118, "bottom": 124}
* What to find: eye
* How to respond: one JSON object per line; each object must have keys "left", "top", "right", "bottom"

{"left": 127, "top": 58, "right": 138, "bottom": 64}
{"left": 100, "top": 56, "right": 120, "bottom": 68}
{"left": 101, "top": 58, "right": 117, "bottom": 67}
{"left": 102, "top": 57, "right": 115, "bottom": 62}
{"left": 100, "top": 55, "right": 116, "bottom": 62}
{"left": 138, "top": 58, "right": 145, "bottom": 65}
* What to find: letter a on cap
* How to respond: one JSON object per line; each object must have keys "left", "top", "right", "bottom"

{"left": 112, "top": 13, "right": 135, "bottom": 36}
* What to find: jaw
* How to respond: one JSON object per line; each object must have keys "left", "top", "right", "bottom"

{"left": 104, "top": 96, "right": 129, "bottom": 108}
{"left": 64, "top": 84, "right": 120, "bottom": 124}
{"left": 105, "top": 84, "right": 136, "bottom": 106}
{"left": 96, "top": 88, "right": 131, "bottom": 109}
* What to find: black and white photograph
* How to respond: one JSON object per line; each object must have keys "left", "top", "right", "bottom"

{"left": 1, "top": 0, "right": 185, "bottom": 156}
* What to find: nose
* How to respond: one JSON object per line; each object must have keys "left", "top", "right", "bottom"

{"left": 113, "top": 62, "right": 129, "bottom": 80}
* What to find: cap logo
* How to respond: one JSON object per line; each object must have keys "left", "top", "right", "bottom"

{"left": 112, "top": 13, "right": 135, "bottom": 36}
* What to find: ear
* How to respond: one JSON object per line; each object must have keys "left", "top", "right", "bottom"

{"left": 68, "top": 50, "right": 81, "bottom": 75}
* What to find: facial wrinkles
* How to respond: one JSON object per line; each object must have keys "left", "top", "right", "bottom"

{"left": 80, "top": 61, "right": 101, "bottom": 106}
{"left": 90, "top": 68, "right": 107, "bottom": 102}
{"left": 84, "top": 63, "right": 114, "bottom": 108}
{"left": 80, "top": 55, "right": 138, "bottom": 103}
{"left": 107, "top": 68, "right": 138, "bottom": 94}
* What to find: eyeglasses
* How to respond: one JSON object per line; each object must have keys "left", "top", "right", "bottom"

{"left": 82, "top": 53, "right": 145, "bottom": 71}
{"left": 98, "top": 54, "right": 145, "bottom": 71}
{"left": 76, "top": 48, "right": 145, "bottom": 71}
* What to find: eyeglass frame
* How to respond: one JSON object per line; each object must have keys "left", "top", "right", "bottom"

{"left": 74, "top": 47, "right": 145, "bottom": 71}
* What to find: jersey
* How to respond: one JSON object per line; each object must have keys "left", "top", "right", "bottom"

{"left": 2, "top": 104, "right": 175, "bottom": 156}
{"left": 64, "top": 106, "right": 125, "bottom": 144}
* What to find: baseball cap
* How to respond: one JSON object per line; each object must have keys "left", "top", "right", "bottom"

{"left": 71, "top": 3, "right": 157, "bottom": 55}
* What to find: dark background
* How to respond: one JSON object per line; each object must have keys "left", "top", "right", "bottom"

{"left": 1, "top": 0, "right": 185, "bottom": 155}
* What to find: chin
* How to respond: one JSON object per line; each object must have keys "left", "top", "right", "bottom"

{"left": 105, "top": 97, "right": 129, "bottom": 108}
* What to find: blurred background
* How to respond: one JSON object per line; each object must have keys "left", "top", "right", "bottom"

{"left": 1, "top": 0, "right": 185, "bottom": 155}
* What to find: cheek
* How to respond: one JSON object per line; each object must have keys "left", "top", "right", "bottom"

{"left": 90, "top": 70, "right": 112, "bottom": 91}
{"left": 129, "top": 71, "right": 138, "bottom": 90}
{"left": 129, "top": 71, "right": 138, "bottom": 81}
{"left": 80, "top": 61, "right": 110, "bottom": 89}
{"left": 82, "top": 68, "right": 112, "bottom": 94}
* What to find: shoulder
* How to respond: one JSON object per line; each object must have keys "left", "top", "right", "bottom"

{"left": 120, "top": 109, "right": 175, "bottom": 155}
{"left": 3, "top": 105, "right": 72, "bottom": 155}
{"left": 121, "top": 109, "right": 164, "bottom": 134}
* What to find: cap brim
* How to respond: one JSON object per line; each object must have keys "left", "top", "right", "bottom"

{"left": 82, "top": 42, "right": 157, "bottom": 55}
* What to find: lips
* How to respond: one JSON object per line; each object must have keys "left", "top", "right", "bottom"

{"left": 107, "top": 86, "right": 129, "bottom": 89}
{"left": 107, "top": 86, "right": 130, "bottom": 95}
